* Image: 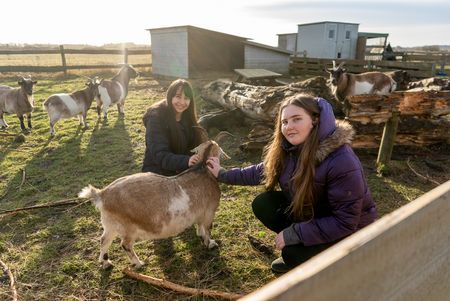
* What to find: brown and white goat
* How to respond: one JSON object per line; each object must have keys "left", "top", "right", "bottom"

{"left": 96, "top": 64, "right": 139, "bottom": 120}
{"left": 326, "top": 61, "right": 397, "bottom": 113}
{"left": 78, "top": 139, "right": 229, "bottom": 269}
{"left": 43, "top": 78, "right": 101, "bottom": 136}
{"left": 0, "top": 76, "right": 37, "bottom": 131}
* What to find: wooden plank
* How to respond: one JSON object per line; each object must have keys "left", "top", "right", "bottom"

{"left": 234, "top": 69, "right": 282, "bottom": 80}
{"left": 240, "top": 181, "right": 450, "bottom": 301}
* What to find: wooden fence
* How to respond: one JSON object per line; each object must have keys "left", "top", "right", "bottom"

{"left": 0, "top": 45, "right": 152, "bottom": 75}
{"left": 241, "top": 180, "right": 450, "bottom": 301}
{"left": 290, "top": 57, "right": 436, "bottom": 78}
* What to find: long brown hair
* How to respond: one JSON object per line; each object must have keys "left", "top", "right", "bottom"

{"left": 263, "top": 94, "right": 320, "bottom": 221}
{"left": 143, "top": 79, "right": 204, "bottom": 153}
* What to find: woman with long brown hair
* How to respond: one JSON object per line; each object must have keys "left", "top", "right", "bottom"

{"left": 142, "top": 79, "right": 204, "bottom": 175}
{"left": 207, "top": 95, "right": 377, "bottom": 273}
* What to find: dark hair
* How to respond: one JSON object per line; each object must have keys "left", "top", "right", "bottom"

{"left": 263, "top": 94, "right": 320, "bottom": 221}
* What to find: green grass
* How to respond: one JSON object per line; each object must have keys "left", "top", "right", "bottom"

{"left": 1, "top": 74, "right": 449, "bottom": 300}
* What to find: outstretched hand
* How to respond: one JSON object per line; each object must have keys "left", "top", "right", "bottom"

{"left": 188, "top": 154, "right": 200, "bottom": 167}
{"left": 206, "top": 157, "right": 221, "bottom": 178}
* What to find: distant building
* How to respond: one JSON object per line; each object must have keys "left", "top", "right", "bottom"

{"left": 146, "top": 25, "right": 247, "bottom": 78}
{"left": 244, "top": 41, "right": 292, "bottom": 74}
{"left": 147, "top": 25, "right": 292, "bottom": 78}
{"left": 277, "top": 33, "right": 297, "bottom": 53}
{"left": 277, "top": 21, "right": 388, "bottom": 60}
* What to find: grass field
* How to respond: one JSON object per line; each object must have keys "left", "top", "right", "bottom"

{"left": 0, "top": 72, "right": 448, "bottom": 300}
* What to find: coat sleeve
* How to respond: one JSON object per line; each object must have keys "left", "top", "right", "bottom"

{"left": 219, "top": 162, "right": 264, "bottom": 186}
{"left": 145, "top": 112, "right": 190, "bottom": 172}
{"left": 291, "top": 152, "right": 367, "bottom": 246}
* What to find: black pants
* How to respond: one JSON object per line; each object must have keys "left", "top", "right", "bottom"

{"left": 252, "top": 191, "right": 338, "bottom": 268}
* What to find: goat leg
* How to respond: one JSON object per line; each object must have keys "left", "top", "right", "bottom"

{"left": 121, "top": 237, "right": 145, "bottom": 268}
{"left": 27, "top": 113, "right": 32, "bottom": 129}
{"left": 18, "top": 115, "right": 26, "bottom": 131}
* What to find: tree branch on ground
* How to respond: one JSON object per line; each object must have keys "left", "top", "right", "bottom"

{"left": 123, "top": 268, "right": 243, "bottom": 300}
{"left": 0, "top": 259, "right": 18, "bottom": 301}
{"left": 0, "top": 198, "right": 90, "bottom": 217}
{"left": 406, "top": 157, "right": 441, "bottom": 186}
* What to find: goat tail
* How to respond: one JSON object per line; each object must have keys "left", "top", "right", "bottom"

{"left": 78, "top": 185, "right": 102, "bottom": 208}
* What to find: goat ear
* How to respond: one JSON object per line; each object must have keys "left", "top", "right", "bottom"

{"left": 193, "top": 126, "right": 209, "bottom": 142}
{"left": 32, "top": 80, "right": 37, "bottom": 84}
{"left": 190, "top": 146, "right": 199, "bottom": 154}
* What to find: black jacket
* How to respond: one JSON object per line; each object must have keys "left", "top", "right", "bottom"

{"left": 141, "top": 102, "right": 195, "bottom": 176}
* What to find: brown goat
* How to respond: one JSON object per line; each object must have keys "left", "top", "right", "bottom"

{"left": 0, "top": 76, "right": 37, "bottom": 131}
{"left": 78, "top": 139, "right": 229, "bottom": 269}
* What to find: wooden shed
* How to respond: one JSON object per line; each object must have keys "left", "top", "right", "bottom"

{"left": 244, "top": 41, "right": 292, "bottom": 74}
{"left": 147, "top": 25, "right": 247, "bottom": 78}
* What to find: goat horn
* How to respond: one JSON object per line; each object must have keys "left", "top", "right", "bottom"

{"left": 337, "top": 61, "right": 345, "bottom": 69}
{"left": 332, "top": 60, "right": 336, "bottom": 70}
{"left": 213, "top": 131, "right": 235, "bottom": 144}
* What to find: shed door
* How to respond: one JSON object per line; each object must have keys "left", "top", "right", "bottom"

{"left": 325, "top": 23, "right": 337, "bottom": 58}
{"left": 340, "top": 25, "right": 353, "bottom": 59}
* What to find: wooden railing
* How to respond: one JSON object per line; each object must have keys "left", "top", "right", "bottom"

{"left": 241, "top": 180, "right": 450, "bottom": 301}
{"left": 0, "top": 45, "right": 152, "bottom": 75}
{"left": 290, "top": 57, "right": 436, "bottom": 78}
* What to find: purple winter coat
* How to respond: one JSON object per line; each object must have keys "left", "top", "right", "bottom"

{"left": 218, "top": 98, "right": 377, "bottom": 246}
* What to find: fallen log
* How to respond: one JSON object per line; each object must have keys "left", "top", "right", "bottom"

{"left": 201, "top": 79, "right": 450, "bottom": 150}
{"left": 123, "top": 268, "right": 243, "bottom": 300}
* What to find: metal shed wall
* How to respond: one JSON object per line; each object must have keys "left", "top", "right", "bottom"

{"left": 244, "top": 45, "right": 291, "bottom": 74}
{"left": 188, "top": 27, "right": 244, "bottom": 77}
{"left": 149, "top": 27, "right": 189, "bottom": 78}
{"left": 149, "top": 26, "right": 246, "bottom": 78}
{"left": 277, "top": 34, "right": 297, "bottom": 52}
{"left": 296, "top": 22, "right": 359, "bottom": 59}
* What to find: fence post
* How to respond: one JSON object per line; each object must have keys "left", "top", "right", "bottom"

{"left": 377, "top": 111, "right": 400, "bottom": 168}
{"left": 124, "top": 48, "right": 128, "bottom": 64}
{"left": 59, "top": 45, "right": 67, "bottom": 77}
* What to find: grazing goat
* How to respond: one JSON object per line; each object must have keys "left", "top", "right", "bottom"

{"left": 78, "top": 138, "right": 229, "bottom": 269}
{"left": 43, "top": 77, "right": 101, "bottom": 136}
{"left": 0, "top": 76, "right": 37, "bottom": 131}
{"left": 326, "top": 61, "right": 397, "bottom": 114}
{"left": 96, "top": 64, "right": 139, "bottom": 120}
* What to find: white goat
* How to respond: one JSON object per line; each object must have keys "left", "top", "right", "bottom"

{"left": 78, "top": 139, "right": 229, "bottom": 269}
{"left": 96, "top": 64, "right": 139, "bottom": 120}
{"left": 0, "top": 76, "right": 37, "bottom": 131}
{"left": 326, "top": 61, "right": 397, "bottom": 113}
{"left": 43, "top": 78, "right": 101, "bottom": 136}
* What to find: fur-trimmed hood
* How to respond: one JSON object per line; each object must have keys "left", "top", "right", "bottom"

{"left": 316, "top": 120, "right": 354, "bottom": 163}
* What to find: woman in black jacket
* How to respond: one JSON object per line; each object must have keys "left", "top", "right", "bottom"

{"left": 141, "top": 79, "right": 204, "bottom": 175}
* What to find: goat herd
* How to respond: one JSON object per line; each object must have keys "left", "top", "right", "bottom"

{"left": 0, "top": 64, "right": 139, "bottom": 135}
{"left": 1, "top": 62, "right": 401, "bottom": 270}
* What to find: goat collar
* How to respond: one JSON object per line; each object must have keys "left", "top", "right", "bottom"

{"left": 316, "top": 120, "right": 354, "bottom": 163}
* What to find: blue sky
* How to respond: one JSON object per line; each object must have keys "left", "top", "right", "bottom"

{"left": 1, "top": 0, "right": 449, "bottom": 47}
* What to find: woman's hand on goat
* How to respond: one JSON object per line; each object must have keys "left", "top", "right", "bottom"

{"left": 275, "top": 231, "right": 286, "bottom": 250}
{"left": 188, "top": 154, "right": 200, "bottom": 167}
{"left": 206, "top": 157, "right": 221, "bottom": 178}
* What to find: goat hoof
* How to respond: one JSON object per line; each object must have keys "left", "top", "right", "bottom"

{"left": 132, "top": 261, "right": 145, "bottom": 269}
{"left": 101, "top": 260, "right": 113, "bottom": 270}
{"left": 208, "top": 240, "right": 218, "bottom": 249}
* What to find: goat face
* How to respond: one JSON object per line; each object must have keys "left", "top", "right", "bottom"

{"left": 326, "top": 66, "right": 347, "bottom": 86}
{"left": 124, "top": 64, "right": 139, "bottom": 78}
{"left": 18, "top": 77, "right": 37, "bottom": 95}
